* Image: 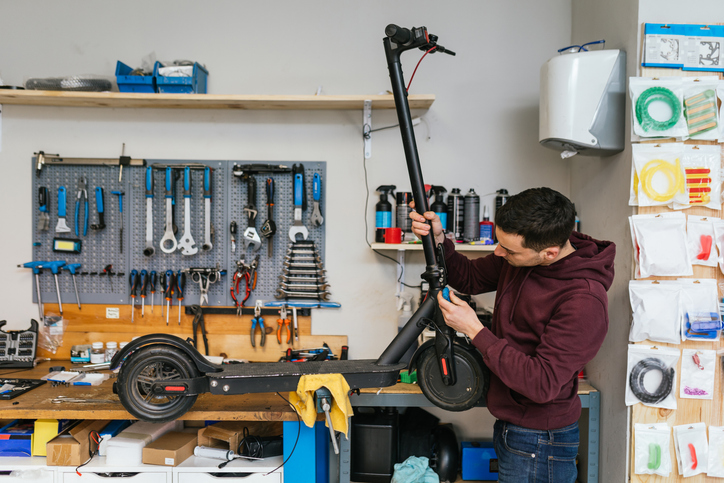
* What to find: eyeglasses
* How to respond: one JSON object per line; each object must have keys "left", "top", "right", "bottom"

{"left": 557, "top": 40, "right": 606, "bottom": 54}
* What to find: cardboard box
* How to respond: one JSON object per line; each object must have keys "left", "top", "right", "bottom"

{"left": 0, "top": 419, "right": 34, "bottom": 457}
{"left": 33, "top": 419, "right": 72, "bottom": 456}
{"left": 142, "top": 431, "right": 197, "bottom": 467}
{"left": 198, "top": 421, "right": 283, "bottom": 451}
{"left": 46, "top": 419, "right": 110, "bottom": 466}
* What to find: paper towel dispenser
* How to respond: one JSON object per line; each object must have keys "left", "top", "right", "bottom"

{"left": 539, "top": 49, "right": 626, "bottom": 157}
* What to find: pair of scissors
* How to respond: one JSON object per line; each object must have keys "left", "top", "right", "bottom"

{"left": 191, "top": 270, "right": 221, "bottom": 305}
{"left": 52, "top": 396, "right": 118, "bottom": 404}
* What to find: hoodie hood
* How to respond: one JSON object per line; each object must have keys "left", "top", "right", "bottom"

{"left": 535, "top": 232, "right": 615, "bottom": 291}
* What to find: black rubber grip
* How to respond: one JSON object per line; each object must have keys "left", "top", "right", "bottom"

{"left": 385, "top": 24, "right": 411, "bottom": 44}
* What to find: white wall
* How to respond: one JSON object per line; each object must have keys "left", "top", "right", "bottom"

{"left": 0, "top": 0, "right": 571, "bottom": 439}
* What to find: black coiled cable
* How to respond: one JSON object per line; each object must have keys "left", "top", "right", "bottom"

{"left": 629, "top": 357, "right": 675, "bottom": 404}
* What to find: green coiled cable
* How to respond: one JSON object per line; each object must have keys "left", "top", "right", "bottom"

{"left": 635, "top": 86, "right": 681, "bottom": 132}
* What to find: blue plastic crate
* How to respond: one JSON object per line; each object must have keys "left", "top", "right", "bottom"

{"left": 0, "top": 419, "right": 34, "bottom": 457}
{"left": 462, "top": 441, "right": 498, "bottom": 480}
{"left": 154, "top": 61, "right": 208, "bottom": 94}
{"left": 115, "top": 61, "right": 155, "bottom": 93}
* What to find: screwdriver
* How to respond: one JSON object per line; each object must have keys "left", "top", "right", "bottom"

{"left": 129, "top": 269, "right": 139, "bottom": 323}
{"left": 230, "top": 221, "right": 237, "bottom": 253}
{"left": 177, "top": 270, "right": 186, "bottom": 325}
{"left": 161, "top": 271, "right": 168, "bottom": 318}
{"left": 149, "top": 270, "right": 157, "bottom": 314}
{"left": 140, "top": 269, "right": 148, "bottom": 318}
{"left": 164, "top": 270, "right": 175, "bottom": 326}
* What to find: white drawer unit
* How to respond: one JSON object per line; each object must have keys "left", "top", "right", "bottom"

{"left": 0, "top": 457, "right": 55, "bottom": 483}
{"left": 62, "top": 471, "right": 170, "bottom": 483}
{"left": 174, "top": 455, "right": 283, "bottom": 483}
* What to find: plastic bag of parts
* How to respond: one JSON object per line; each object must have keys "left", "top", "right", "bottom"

{"left": 629, "top": 212, "right": 692, "bottom": 279}
{"left": 679, "top": 349, "right": 715, "bottom": 399}
{"left": 682, "top": 77, "right": 719, "bottom": 141}
{"left": 626, "top": 344, "right": 679, "bottom": 409}
{"left": 673, "top": 144, "right": 722, "bottom": 210}
{"left": 630, "top": 143, "right": 686, "bottom": 207}
{"left": 708, "top": 426, "right": 724, "bottom": 477}
{"left": 634, "top": 423, "right": 672, "bottom": 477}
{"left": 38, "top": 314, "right": 67, "bottom": 354}
{"left": 629, "top": 77, "right": 687, "bottom": 139}
{"left": 24, "top": 75, "right": 116, "bottom": 92}
{"left": 678, "top": 278, "right": 721, "bottom": 341}
{"left": 674, "top": 423, "right": 708, "bottom": 478}
{"left": 687, "top": 215, "right": 718, "bottom": 267}
{"left": 628, "top": 280, "right": 681, "bottom": 344}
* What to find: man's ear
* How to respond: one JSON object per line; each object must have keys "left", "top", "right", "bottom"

{"left": 541, "top": 246, "right": 560, "bottom": 261}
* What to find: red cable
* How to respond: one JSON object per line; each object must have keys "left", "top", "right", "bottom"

{"left": 406, "top": 46, "right": 437, "bottom": 92}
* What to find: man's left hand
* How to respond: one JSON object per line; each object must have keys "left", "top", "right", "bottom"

{"left": 437, "top": 290, "right": 484, "bottom": 340}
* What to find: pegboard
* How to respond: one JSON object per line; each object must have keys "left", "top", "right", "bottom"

{"left": 30, "top": 157, "right": 327, "bottom": 310}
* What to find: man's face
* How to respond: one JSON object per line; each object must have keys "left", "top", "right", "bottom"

{"left": 493, "top": 228, "right": 546, "bottom": 267}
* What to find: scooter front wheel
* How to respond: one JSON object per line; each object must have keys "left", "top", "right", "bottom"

{"left": 116, "top": 345, "right": 200, "bottom": 422}
{"left": 417, "top": 345, "right": 486, "bottom": 411}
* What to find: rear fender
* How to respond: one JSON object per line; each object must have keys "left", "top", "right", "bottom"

{"left": 109, "top": 333, "right": 222, "bottom": 374}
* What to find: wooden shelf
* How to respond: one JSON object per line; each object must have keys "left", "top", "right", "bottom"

{"left": 0, "top": 90, "right": 435, "bottom": 110}
{"left": 371, "top": 242, "right": 496, "bottom": 252}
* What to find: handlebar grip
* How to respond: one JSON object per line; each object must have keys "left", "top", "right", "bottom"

{"left": 385, "top": 24, "right": 411, "bottom": 44}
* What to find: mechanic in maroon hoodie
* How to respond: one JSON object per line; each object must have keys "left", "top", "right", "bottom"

{"left": 411, "top": 187, "right": 614, "bottom": 483}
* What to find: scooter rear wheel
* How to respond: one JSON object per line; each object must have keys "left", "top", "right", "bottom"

{"left": 117, "top": 345, "right": 199, "bottom": 422}
{"left": 417, "top": 346, "right": 485, "bottom": 411}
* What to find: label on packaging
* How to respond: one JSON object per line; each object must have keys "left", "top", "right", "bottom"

{"left": 165, "top": 458, "right": 174, "bottom": 465}
{"left": 106, "top": 308, "right": 120, "bottom": 319}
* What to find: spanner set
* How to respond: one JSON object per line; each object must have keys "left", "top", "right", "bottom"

{"left": 30, "top": 156, "right": 328, "bottom": 309}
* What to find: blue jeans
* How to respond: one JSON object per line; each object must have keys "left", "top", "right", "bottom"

{"left": 493, "top": 420, "right": 579, "bottom": 483}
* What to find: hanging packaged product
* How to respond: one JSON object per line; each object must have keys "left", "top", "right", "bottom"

{"left": 629, "top": 212, "right": 692, "bottom": 279}
{"left": 628, "top": 280, "right": 681, "bottom": 344}
{"left": 678, "top": 278, "right": 721, "bottom": 341}
{"left": 630, "top": 143, "right": 686, "bottom": 207}
{"left": 713, "top": 220, "right": 724, "bottom": 275}
{"left": 708, "top": 426, "right": 724, "bottom": 478}
{"left": 634, "top": 423, "right": 672, "bottom": 477}
{"left": 673, "top": 144, "right": 722, "bottom": 210}
{"left": 717, "top": 82, "right": 724, "bottom": 143}
{"left": 686, "top": 215, "right": 719, "bottom": 267}
{"left": 630, "top": 77, "right": 687, "bottom": 139}
{"left": 673, "top": 423, "right": 708, "bottom": 478}
{"left": 682, "top": 77, "right": 719, "bottom": 140}
{"left": 679, "top": 349, "right": 715, "bottom": 399}
{"left": 625, "top": 344, "right": 679, "bottom": 409}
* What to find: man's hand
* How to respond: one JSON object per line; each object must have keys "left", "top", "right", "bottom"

{"left": 409, "top": 201, "right": 445, "bottom": 245}
{"left": 437, "top": 290, "right": 484, "bottom": 340}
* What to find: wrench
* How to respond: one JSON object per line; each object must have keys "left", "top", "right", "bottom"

{"left": 242, "top": 175, "right": 262, "bottom": 252}
{"left": 282, "top": 268, "right": 327, "bottom": 276}
{"left": 160, "top": 167, "right": 178, "bottom": 254}
{"left": 280, "top": 282, "right": 330, "bottom": 291}
{"left": 202, "top": 166, "right": 213, "bottom": 251}
{"left": 275, "top": 288, "right": 331, "bottom": 300}
{"left": 143, "top": 166, "right": 155, "bottom": 256}
{"left": 177, "top": 166, "right": 198, "bottom": 255}
{"left": 55, "top": 186, "right": 71, "bottom": 233}
{"left": 288, "top": 164, "right": 309, "bottom": 242}
{"left": 310, "top": 172, "right": 324, "bottom": 226}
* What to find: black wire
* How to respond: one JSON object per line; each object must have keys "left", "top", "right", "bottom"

{"left": 263, "top": 392, "right": 301, "bottom": 476}
{"left": 629, "top": 357, "right": 675, "bottom": 404}
{"left": 361, "top": 139, "right": 421, "bottom": 290}
{"left": 76, "top": 431, "right": 102, "bottom": 475}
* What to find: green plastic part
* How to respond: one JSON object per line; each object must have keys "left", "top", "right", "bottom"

{"left": 399, "top": 370, "right": 417, "bottom": 384}
{"left": 635, "top": 86, "right": 682, "bottom": 132}
{"left": 648, "top": 442, "right": 661, "bottom": 470}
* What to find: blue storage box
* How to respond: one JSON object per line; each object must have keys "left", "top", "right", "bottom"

{"left": 115, "top": 61, "right": 156, "bottom": 93}
{"left": 462, "top": 441, "right": 498, "bottom": 480}
{"left": 0, "top": 419, "right": 35, "bottom": 457}
{"left": 154, "top": 61, "right": 208, "bottom": 94}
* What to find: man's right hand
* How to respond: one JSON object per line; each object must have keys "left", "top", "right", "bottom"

{"left": 409, "top": 201, "right": 445, "bottom": 246}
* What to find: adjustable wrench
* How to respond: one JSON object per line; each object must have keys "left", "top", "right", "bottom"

{"left": 242, "top": 175, "right": 262, "bottom": 252}
{"left": 288, "top": 164, "right": 309, "bottom": 242}
{"left": 55, "top": 186, "right": 71, "bottom": 233}
{"left": 202, "top": 166, "right": 213, "bottom": 251}
{"left": 178, "top": 166, "right": 198, "bottom": 255}
{"left": 160, "top": 167, "right": 178, "bottom": 253}
{"left": 143, "top": 166, "right": 155, "bottom": 256}
{"left": 310, "top": 172, "right": 324, "bottom": 226}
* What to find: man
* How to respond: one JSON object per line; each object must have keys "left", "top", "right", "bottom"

{"left": 410, "top": 187, "right": 614, "bottom": 483}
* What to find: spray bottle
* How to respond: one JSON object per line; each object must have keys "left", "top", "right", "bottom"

{"left": 375, "top": 185, "right": 396, "bottom": 242}
{"left": 430, "top": 186, "right": 448, "bottom": 232}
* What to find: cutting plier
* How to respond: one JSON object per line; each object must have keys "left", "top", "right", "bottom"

{"left": 277, "top": 306, "right": 291, "bottom": 344}
{"left": 250, "top": 301, "right": 265, "bottom": 347}
{"left": 75, "top": 176, "right": 89, "bottom": 236}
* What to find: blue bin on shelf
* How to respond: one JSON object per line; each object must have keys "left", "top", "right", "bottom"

{"left": 115, "top": 61, "right": 156, "bottom": 93}
{"left": 154, "top": 61, "right": 208, "bottom": 94}
{"left": 462, "top": 441, "right": 498, "bottom": 480}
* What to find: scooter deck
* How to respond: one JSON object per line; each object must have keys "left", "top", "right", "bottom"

{"left": 205, "top": 359, "right": 407, "bottom": 395}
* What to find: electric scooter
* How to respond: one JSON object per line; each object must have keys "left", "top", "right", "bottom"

{"left": 111, "top": 24, "right": 488, "bottom": 423}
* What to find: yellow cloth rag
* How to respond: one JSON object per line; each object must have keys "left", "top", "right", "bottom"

{"left": 289, "top": 373, "right": 354, "bottom": 437}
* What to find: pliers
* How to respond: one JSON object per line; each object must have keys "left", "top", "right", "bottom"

{"left": 250, "top": 301, "right": 265, "bottom": 347}
{"left": 75, "top": 176, "right": 88, "bottom": 236}
{"left": 231, "top": 256, "right": 259, "bottom": 314}
{"left": 277, "top": 306, "right": 291, "bottom": 344}
{"left": 190, "top": 305, "right": 209, "bottom": 355}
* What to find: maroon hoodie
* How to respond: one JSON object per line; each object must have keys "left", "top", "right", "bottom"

{"left": 443, "top": 232, "right": 615, "bottom": 430}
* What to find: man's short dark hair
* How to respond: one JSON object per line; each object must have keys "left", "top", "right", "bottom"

{"left": 494, "top": 187, "right": 575, "bottom": 251}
